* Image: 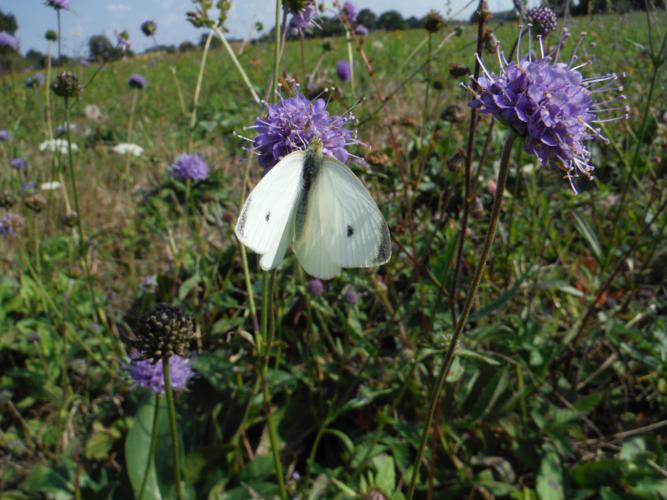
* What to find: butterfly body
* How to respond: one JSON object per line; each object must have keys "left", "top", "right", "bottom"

{"left": 236, "top": 141, "right": 391, "bottom": 279}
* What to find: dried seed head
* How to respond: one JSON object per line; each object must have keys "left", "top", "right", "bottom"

{"left": 0, "top": 192, "right": 16, "bottom": 209}
{"left": 51, "top": 72, "right": 81, "bottom": 98}
{"left": 23, "top": 193, "right": 46, "bottom": 213}
{"left": 129, "top": 303, "right": 195, "bottom": 361}
{"left": 423, "top": 10, "right": 445, "bottom": 34}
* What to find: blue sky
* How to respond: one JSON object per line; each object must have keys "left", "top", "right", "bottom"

{"left": 4, "top": 0, "right": 538, "bottom": 57}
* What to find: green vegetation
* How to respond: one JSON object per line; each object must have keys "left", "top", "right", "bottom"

{"left": 1, "top": 6, "right": 666, "bottom": 499}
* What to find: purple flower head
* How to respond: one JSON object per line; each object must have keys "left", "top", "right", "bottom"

{"left": 0, "top": 31, "right": 19, "bottom": 51}
{"left": 25, "top": 74, "right": 44, "bottom": 88}
{"left": 253, "top": 92, "right": 358, "bottom": 169}
{"left": 128, "top": 353, "right": 194, "bottom": 394}
{"left": 289, "top": 2, "right": 319, "bottom": 33}
{"left": 139, "top": 275, "right": 158, "bottom": 292}
{"left": 11, "top": 158, "right": 27, "bottom": 171}
{"left": 527, "top": 6, "right": 558, "bottom": 37}
{"left": 342, "top": 2, "right": 357, "bottom": 22}
{"left": 128, "top": 74, "right": 146, "bottom": 90}
{"left": 116, "top": 30, "right": 131, "bottom": 51}
{"left": 0, "top": 213, "right": 25, "bottom": 237}
{"left": 308, "top": 279, "right": 325, "bottom": 296}
{"left": 343, "top": 285, "right": 360, "bottom": 305}
{"left": 0, "top": 130, "right": 10, "bottom": 142}
{"left": 21, "top": 181, "right": 36, "bottom": 193}
{"left": 171, "top": 154, "right": 210, "bottom": 181}
{"left": 141, "top": 20, "right": 157, "bottom": 37}
{"left": 355, "top": 24, "right": 369, "bottom": 36}
{"left": 45, "top": 0, "right": 70, "bottom": 10}
{"left": 336, "top": 60, "right": 351, "bottom": 81}
{"left": 467, "top": 28, "right": 627, "bottom": 192}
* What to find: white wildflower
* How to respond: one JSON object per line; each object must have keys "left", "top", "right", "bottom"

{"left": 113, "top": 143, "right": 144, "bottom": 157}
{"left": 41, "top": 181, "right": 62, "bottom": 191}
{"left": 39, "top": 139, "right": 79, "bottom": 154}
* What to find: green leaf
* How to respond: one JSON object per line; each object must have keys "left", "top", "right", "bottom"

{"left": 85, "top": 421, "right": 121, "bottom": 460}
{"left": 373, "top": 454, "right": 396, "bottom": 494}
{"left": 572, "top": 212, "right": 602, "bottom": 263}
{"left": 178, "top": 274, "right": 200, "bottom": 301}
{"left": 536, "top": 448, "right": 564, "bottom": 500}
{"left": 125, "top": 398, "right": 165, "bottom": 500}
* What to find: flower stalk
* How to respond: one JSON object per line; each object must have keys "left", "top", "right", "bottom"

{"left": 407, "top": 132, "right": 516, "bottom": 499}
{"left": 162, "top": 356, "right": 184, "bottom": 500}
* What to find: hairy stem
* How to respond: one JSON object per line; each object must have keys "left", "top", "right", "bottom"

{"left": 407, "top": 132, "right": 516, "bottom": 499}
{"left": 162, "top": 356, "right": 184, "bottom": 500}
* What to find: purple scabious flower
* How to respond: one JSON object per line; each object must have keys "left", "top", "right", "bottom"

{"left": 116, "top": 31, "right": 131, "bottom": 51}
{"left": 128, "top": 353, "right": 194, "bottom": 394}
{"left": 253, "top": 92, "right": 358, "bottom": 169}
{"left": 11, "top": 158, "right": 27, "bottom": 171}
{"left": 128, "top": 74, "right": 146, "bottom": 90}
{"left": 0, "top": 213, "right": 25, "bottom": 237}
{"left": 0, "top": 31, "right": 19, "bottom": 51}
{"left": 336, "top": 60, "right": 351, "bottom": 81}
{"left": 355, "top": 24, "right": 369, "bottom": 36}
{"left": 171, "top": 154, "right": 210, "bottom": 181}
{"left": 25, "top": 74, "right": 44, "bottom": 88}
{"left": 342, "top": 2, "right": 357, "bottom": 22}
{"left": 308, "top": 279, "right": 325, "bottom": 296}
{"left": 21, "top": 181, "right": 36, "bottom": 193}
{"left": 139, "top": 275, "right": 158, "bottom": 293}
{"left": 141, "top": 20, "right": 157, "bottom": 37}
{"left": 527, "top": 6, "right": 558, "bottom": 37}
{"left": 0, "top": 130, "right": 10, "bottom": 141}
{"left": 46, "top": 0, "right": 70, "bottom": 9}
{"left": 289, "top": 2, "right": 318, "bottom": 34}
{"left": 343, "top": 285, "right": 360, "bottom": 305}
{"left": 468, "top": 28, "right": 627, "bottom": 191}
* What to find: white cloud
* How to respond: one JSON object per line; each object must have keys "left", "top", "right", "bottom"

{"left": 107, "top": 3, "right": 130, "bottom": 15}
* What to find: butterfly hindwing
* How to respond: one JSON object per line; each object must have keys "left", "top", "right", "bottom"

{"left": 317, "top": 157, "right": 391, "bottom": 268}
{"left": 235, "top": 151, "right": 305, "bottom": 271}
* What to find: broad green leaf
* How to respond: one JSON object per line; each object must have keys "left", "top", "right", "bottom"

{"left": 125, "top": 398, "right": 166, "bottom": 500}
{"left": 536, "top": 448, "right": 564, "bottom": 500}
{"left": 572, "top": 212, "right": 602, "bottom": 263}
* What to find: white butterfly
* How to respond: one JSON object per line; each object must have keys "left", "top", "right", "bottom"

{"left": 235, "top": 139, "right": 391, "bottom": 279}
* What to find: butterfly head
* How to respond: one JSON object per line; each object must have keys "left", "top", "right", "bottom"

{"left": 308, "top": 137, "right": 324, "bottom": 156}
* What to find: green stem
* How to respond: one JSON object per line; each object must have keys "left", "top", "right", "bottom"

{"left": 346, "top": 30, "right": 355, "bottom": 98}
{"left": 138, "top": 393, "right": 161, "bottom": 500}
{"left": 123, "top": 90, "right": 139, "bottom": 180}
{"left": 260, "top": 272, "right": 287, "bottom": 499}
{"left": 189, "top": 30, "right": 214, "bottom": 152}
{"left": 271, "top": 0, "right": 282, "bottom": 103}
{"left": 64, "top": 98, "right": 104, "bottom": 327}
{"left": 162, "top": 356, "right": 184, "bottom": 500}
{"left": 212, "top": 25, "right": 260, "bottom": 104}
{"left": 407, "top": 132, "right": 516, "bottom": 499}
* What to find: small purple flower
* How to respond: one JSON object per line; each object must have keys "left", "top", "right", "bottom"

{"left": 467, "top": 28, "right": 627, "bottom": 191}
{"left": 308, "top": 279, "right": 325, "bottom": 296}
{"left": 289, "top": 2, "right": 318, "bottom": 33}
{"left": 336, "top": 60, "right": 351, "bottom": 82}
{"left": 128, "top": 354, "right": 194, "bottom": 394}
{"left": 527, "top": 6, "right": 558, "bottom": 36}
{"left": 139, "top": 275, "right": 158, "bottom": 293}
{"left": 355, "top": 24, "right": 369, "bottom": 36}
{"left": 45, "top": 0, "right": 70, "bottom": 10}
{"left": 343, "top": 285, "right": 360, "bottom": 305}
{"left": 116, "top": 31, "right": 131, "bottom": 51}
{"left": 342, "top": 2, "right": 357, "bottom": 22}
{"left": 253, "top": 92, "right": 358, "bottom": 169}
{"left": 128, "top": 74, "right": 146, "bottom": 90}
{"left": 11, "top": 158, "right": 27, "bottom": 171}
{"left": 0, "top": 213, "right": 25, "bottom": 237}
{"left": 25, "top": 74, "right": 44, "bottom": 88}
{"left": 0, "top": 31, "right": 19, "bottom": 51}
{"left": 171, "top": 154, "right": 210, "bottom": 181}
{"left": 0, "top": 130, "right": 10, "bottom": 142}
{"left": 21, "top": 181, "right": 36, "bottom": 193}
{"left": 141, "top": 20, "right": 157, "bottom": 37}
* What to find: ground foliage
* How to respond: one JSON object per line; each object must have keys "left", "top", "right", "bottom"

{"left": 0, "top": 5, "right": 667, "bottom": 499}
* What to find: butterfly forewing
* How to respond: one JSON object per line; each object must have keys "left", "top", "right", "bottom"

{"left": 235, "top": 151, "right": 305, "bottom": 270}
{"left": 298, "top": 157, "right": 391, "bottom": 274}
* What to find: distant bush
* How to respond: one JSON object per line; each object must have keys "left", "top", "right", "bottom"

{"left": 88, "top": 34, "right": 125, "bottom": 62}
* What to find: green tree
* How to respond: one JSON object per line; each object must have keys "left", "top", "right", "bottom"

{"left": 377, "top": 10, "right": 406, "bottom": 31}
{"left": 0, "top": 9, "right": 18, "bottom": 35}
{"left": 356, "top": 8, "right": 377, "bottom": 29}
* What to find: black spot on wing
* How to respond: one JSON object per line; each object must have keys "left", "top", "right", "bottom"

{"left": 265, "top": 211, "right": 271, "bottom": 222}
{"left": 347, "top": 225, "right": 354, "bottom": 237}
{"left": 373, "top": 221, "right": 391, "bottom": 264}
